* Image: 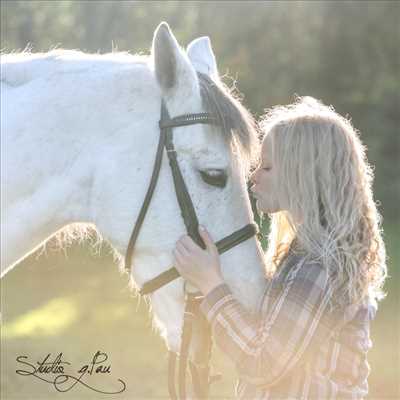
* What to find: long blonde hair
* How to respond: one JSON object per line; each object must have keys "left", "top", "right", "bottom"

{"left": 260, "top": 96, "right": 387, "bottom": 307}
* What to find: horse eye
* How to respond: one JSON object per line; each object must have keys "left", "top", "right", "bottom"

{"left": 199, "top": 169, "right": 227, "bottom": 188}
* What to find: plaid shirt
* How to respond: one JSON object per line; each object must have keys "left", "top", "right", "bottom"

{"left": 200, "top": 253, "right": 376, "bottom": 399}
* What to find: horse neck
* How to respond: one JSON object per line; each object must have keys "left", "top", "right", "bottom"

{"left": 1, "top": 89, "right": 96, "bottom": 275}
{"left": 1, "top": 140, "right": 94, "bottom": 275}
{"left": 1, "top": 58, "right": 161, "bottom": 275}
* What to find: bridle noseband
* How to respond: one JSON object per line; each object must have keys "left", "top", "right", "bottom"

{"left": 124, "top": 99, "right": 258, "bottom": 399}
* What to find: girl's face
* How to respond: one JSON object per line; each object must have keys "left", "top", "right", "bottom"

{"left": 250, "top": 134, "right": 282, "bottom": 214}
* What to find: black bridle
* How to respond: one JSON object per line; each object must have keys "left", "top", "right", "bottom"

{"left": 124, "top": 99, "right": 258, "bottom": 399}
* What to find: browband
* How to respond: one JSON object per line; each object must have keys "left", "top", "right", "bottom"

{"left": 159, "top": 113, "right": 218, "bottom": 129}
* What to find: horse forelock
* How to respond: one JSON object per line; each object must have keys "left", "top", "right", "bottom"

{"left": 198, "top": 73, "right": 260, "bottom": 177}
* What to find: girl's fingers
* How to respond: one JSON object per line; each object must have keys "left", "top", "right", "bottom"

{"left": 173, "top": 249, "right": 185, "bottom": 268}
{"left": 198, "top": 226, "right": 217, "bottom": 254}
{"left": 176, "top": 242, "right": 190, "bottom": 258}
{"left": 180, "top": 235, "right": 200, "bottom": 253}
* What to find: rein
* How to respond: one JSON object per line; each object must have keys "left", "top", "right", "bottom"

{"left": 124, "top": 99, "right": 258, "bottom": 399}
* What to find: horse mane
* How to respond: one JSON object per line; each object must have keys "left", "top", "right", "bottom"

{"left": 0, "top": 49, "right": 148, "bottom": 87}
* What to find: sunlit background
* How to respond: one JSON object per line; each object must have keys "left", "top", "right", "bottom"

{"left": 1, "top": 1, "right": 399, "bottom": 399}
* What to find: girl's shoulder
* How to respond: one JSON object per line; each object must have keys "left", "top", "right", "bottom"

{"left": 276, "top": 251, "right": 326, "bottom": 283}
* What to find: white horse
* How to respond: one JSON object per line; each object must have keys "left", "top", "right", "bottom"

{"left": 1, "top": 23, "right": 266, "bottom": 356}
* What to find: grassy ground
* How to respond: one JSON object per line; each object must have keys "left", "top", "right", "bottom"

{"left": 1, "top": 223, "right": 399, "bottom": 399}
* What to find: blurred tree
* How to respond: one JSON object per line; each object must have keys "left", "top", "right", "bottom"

{"left": 1, "top": 0, "right": 399, "bottom": 219}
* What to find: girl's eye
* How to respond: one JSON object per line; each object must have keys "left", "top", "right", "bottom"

{"left": 199, "top": 169, "right": 227, "bottom": 188}
{"left": 263, "top": 167, "right": 271, "bottom": 171}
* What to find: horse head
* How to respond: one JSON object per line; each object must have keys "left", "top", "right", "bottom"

{"left": 118, "top": 23, "right": 267, "bottom": 352}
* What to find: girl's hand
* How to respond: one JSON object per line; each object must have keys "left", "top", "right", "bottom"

{"left": 173, "top": 226, "right": 225, "bottom": 295}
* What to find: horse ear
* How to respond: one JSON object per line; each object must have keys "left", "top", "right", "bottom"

{"left": 152, "top": 22, "right": 197, "bottom": 94}
{"left": 187, "top": 36, "right": 219, "bottom": 79}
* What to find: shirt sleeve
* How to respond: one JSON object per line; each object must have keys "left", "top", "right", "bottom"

{"left": 200, "top": 258, "right": 335, "bottom": 387}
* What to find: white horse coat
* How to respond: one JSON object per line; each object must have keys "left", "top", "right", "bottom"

{"left": 1, "top": 23, "right": 266, "bottom": 353}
